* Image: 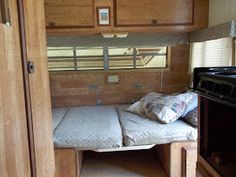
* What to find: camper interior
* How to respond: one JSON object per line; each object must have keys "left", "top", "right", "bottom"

{"left": 1, "top": 0, "right": 236, "bottom": 177}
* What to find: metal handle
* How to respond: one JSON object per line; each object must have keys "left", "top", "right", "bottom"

{"left": 27, "top": 61, "right": 35, "bottom": 73}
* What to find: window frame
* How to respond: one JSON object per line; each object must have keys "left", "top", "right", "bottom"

{"left": 47, "top": 46, "right": 171, "bottom": 72}
{"left": 0, "top": 0, "right": 10, "bottom": 26}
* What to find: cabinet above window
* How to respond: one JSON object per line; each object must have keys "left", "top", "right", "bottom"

{"left": 45, "top": 0, "right": 95, "bottom": 28}
{"left": 114, "top": 0, "right": 194, "bottom": 27}
{"left": 45, "top": 0, "right": 209, "bottom": 35}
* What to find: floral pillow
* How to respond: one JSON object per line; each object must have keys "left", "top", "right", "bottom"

{"left": 127, "top": 92, "right": 187, "bottom": 124}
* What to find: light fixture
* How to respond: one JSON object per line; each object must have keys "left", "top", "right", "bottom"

{"left": 115, "top": 32, "right": 128, "bottom": 38}
{"left": 101, "top": 33, "right": 115, "bottom": 38}
{"left": 101, "top": 32, "right": 128, "bottom": 38}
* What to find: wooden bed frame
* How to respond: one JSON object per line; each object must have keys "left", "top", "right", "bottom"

{"left": 54, "top": 141, "right": 197, "bottom": 177}
{"left": 54, "top": 148, "right": 84, "bottom": 177}
{"left": 156, "top": 141, "right": 197, "bottom": 177}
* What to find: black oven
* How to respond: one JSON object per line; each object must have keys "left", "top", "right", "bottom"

{"left": 193, "top": 67, "right": 236, "bottom": 177}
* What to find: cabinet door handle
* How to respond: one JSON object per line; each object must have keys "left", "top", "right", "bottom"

{"left": 27, "top": 61, "right": 35, "bottom": 74}
{"left": 48, "top": 22, "right": 55, "bottom": 26}
{"left": 152, "top": 19, "right": 158, "bottom": 25}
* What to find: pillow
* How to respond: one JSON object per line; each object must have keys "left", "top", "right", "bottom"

{"left": 176, "top": 91, "right": 196, "bottom": 104}
{"left": 127, "top": 92, "right": 187, "bottom": 124}
{"left": 126, "top": 100, "right": 143, "bottom": 115}
{"left": 126, "top": 92, "right": 163, "bottom": 115}
{"left": 182, "top": 92, "right": 198, "bottom": 116}
{"left": 183, "top": 107, "right": 198, "bottom": 127}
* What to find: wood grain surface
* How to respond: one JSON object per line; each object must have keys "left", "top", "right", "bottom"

{"left": 46, "top": 0, "right": 208, "bottom": 35}
{"left": 0, "top": 0, "right": 31, "bottom": 176}
{"left": 22, "top": 0, "right": 55, "bottom": 176}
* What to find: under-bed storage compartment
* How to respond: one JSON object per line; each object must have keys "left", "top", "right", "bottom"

{"left": 55, "top": 141, "right": 197, "bottom": 177}
{"left": 55, "top": 149, "right": 84, "bottom": 177}
{"left": 156, "top": 141, "right": 197, "bottom": 177}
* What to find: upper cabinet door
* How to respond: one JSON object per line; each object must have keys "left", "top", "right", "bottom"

{"left": 114, "top": 0, "right": 194, "bottom": 27}
{"left": 45, "top": 0, "right": 95, "bottom": 28}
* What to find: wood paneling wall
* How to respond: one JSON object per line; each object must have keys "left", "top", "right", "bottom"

{"left": 0, "top": 0, "right": 31, "bottom": 176}
{"left": 50, "top": 44, "right": 190, "bottom": 107}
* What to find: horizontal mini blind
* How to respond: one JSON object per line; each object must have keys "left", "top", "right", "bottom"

{"left": 190, "top": 38, "right": 233, "bottom": 72}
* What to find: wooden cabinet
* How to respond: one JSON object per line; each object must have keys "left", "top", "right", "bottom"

{"left": 114, "top": 0, "right": 194, "bottom": 27}
{"left": 55, "top": 149, "right": 83, "bottom": 177}
{"left": 45, "top": 0, "right": 209, "bottom": 35}
{"left": 156, "top": 142, "right": 197, "bottom": 177}
{"left": 45, "top": 0, "right": 95, "bottom": 28}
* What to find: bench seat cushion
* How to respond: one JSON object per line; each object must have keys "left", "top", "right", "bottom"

{"left": 117, "top": 105, "right": 197, "bottom": 146}
{"left": 52, "top": 108, "right": 69, "bottom": 131}
{"left": 53, "top": 106, "right": 123, "bottom": 150}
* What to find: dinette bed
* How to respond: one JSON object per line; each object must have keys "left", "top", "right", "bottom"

{"left": 52, "top": 91, "right": 198, "bottom": 177}
{"left": 52, "top": 105, "right": 197, "bottom": 151}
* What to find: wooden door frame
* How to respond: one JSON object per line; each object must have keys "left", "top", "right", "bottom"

{"left": 16, "top": 0, "right": 36, "bottom": 177}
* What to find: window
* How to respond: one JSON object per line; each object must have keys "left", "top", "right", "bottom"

{"left": 0, "top": 3, "right": 2, "bottom": 23}
{"left": 0, "top": 0, "right": 10, "bottom": 25}
{"left": 190, "top": 38, "right": 233, "bottom": 72}
{"left": 47, "top": 46, "right": 168, "bottom": 71}
{"left": 48, "top": 47, "right": 104, "bottom": 71}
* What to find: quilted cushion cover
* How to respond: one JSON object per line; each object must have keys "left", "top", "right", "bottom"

{"left": 118, "top": 105, "right": 197, "bottom": 146}
{"left": 53, "top": 106, "right": 123, "bottom": 150}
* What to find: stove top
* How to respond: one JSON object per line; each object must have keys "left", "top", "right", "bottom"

{"left": 193, "top": 67, "right": 236, "bottom": 106}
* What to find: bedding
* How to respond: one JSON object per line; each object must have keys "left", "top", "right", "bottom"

{"left": 53, "top": 106, "right": 123, "bottom": 150}
{"left": 117, "top": 105, "right": 197, "bottom": 146}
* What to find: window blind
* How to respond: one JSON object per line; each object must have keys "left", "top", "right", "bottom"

{"left": 190, "top": 38, "right": 233, "bottom": 72}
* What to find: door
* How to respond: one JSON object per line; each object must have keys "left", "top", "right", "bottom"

{"left": 0, "top": 0, "right": 31, "bottom": 176}
{"left": 20, "top": 0, "right": 55, "bottom": 176}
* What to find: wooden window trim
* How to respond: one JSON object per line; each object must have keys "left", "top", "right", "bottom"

{"left": 0, "top": 0, "right": 10, "bottom": 25}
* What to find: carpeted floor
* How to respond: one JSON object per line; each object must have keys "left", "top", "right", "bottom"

{"left": 80, "top": 150, "right": 168, "bottom": 177}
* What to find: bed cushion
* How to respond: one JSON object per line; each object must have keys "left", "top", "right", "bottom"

{"left": 53, "top": 106, "right": 123, "bottom": 150}
{"left": 117, "top": 105, "right": 197, "bottom": 146}
{"left": 52, "top": 108, "right": 69, "bottom": 131}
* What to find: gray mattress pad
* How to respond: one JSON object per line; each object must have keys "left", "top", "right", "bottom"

{"left": 53, "top": 106, "right": 123, "bottom": 150}
{"left": 117, "top": 105, "right": 197, "bottom": 146}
